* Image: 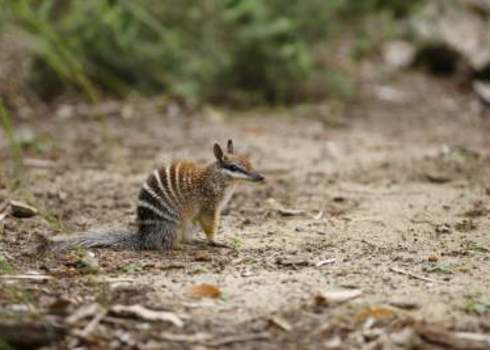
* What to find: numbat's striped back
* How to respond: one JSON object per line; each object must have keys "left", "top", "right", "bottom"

{"left": 137, "top": 162, "right": 200, "bottom": 236}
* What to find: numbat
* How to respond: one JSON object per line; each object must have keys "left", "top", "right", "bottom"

{"left": 41, "top": 140, "right": 264, "bottom": 251}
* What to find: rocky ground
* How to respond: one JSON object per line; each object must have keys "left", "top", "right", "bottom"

{"left": 1, "top": 72, "right": 489, "bottom": 349}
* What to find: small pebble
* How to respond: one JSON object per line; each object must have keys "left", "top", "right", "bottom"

{"left": 435, "top": 224, "right": 451, "bottom": 234}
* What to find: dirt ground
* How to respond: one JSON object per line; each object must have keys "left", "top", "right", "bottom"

{"left": 1, "top": 72, "right": 490, "bottom": 349}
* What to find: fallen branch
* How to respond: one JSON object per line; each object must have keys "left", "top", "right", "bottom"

{"left": 110, "top": 304, "right": 184, "bottom": 328}
{"left": 416, "top": 324, "right": 490, "bottom": 350}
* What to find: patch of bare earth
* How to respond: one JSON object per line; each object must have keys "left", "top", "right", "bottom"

{"left": 1, "top": 72, "right": 490, "bottom": 349}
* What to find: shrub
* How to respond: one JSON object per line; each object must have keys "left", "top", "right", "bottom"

{"left": 4, "top": 0, "right": 422, "bottom": 104}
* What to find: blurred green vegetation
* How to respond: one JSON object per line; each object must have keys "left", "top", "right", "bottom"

{"left": 2, "top": 0, "right": 422, "bottom": 104}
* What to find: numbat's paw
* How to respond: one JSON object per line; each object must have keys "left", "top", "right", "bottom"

{"left": 190, "top": 239, "right": 209, "bottom": 246}
{"left": 208, "top": 240, "right": 231, "bottom": 249}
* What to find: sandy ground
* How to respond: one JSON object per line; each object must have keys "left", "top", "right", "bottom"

{"left": 1, "top": 72, "right": 490, "bottom": 349}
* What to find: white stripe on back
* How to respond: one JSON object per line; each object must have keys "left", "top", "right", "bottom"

{"left": 165, "top": 165, "right": 180, "bottom": 207}
{"left": 138, "top": 200, "right": 178, "bottom": 224}
{"left": 185, "top": 167, "right": 193, "bottom": 190}
{"left": 143, "top": 182, "right": 176, "bottom": 216}
{"left": 173, "top": 162, "right": 184, "bottom": 201}
{"left": 153, "top": 169, "right": 176, "bottom": 212}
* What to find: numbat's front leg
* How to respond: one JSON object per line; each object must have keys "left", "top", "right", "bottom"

{"left": 198, "top": 210, "right": 230, "bottom": 248}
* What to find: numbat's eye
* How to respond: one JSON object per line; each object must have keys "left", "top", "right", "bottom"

{"left": 228, "top": 164, "right": 239, "bottom": 172}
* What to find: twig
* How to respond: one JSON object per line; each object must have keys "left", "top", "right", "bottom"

{"left": 409, "top": 218, "right": 438, "bottom": 227}
{"left": 66, "top": 303, "right": 100, "bottom": 325}
{"left": 316, "top": 258, "right": 336, "bottom": 267}
{"left": 96, "top": 277, "right": 136, "bottom": 283}
{"left": 101, "top": 316, "right": 138, "bottom": 327}
{"left": 159, "top": 332, "right": 213, "bottom": 343}
{"left": 207, "top": 332, "right": 269, "bottom": 347}
{"left": 389, "top": 267, "right": 441, "bottom": 284}
{"left": 75, "top": 310, "right": 107, "bottom": 338}
{"left": 268, "top": 317, "right": 292, "bottom": 331}
{"left": 23, "top": 158, "right": 56, "bottom": 168}
{"left": 0, "top": 274, "right": 52, "bottom": 281}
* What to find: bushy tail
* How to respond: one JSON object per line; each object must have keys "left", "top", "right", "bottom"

{"left": 35, "top": 227, "right": 140, "bottom": 253}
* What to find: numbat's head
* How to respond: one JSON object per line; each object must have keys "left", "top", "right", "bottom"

{"left": 213, "top": 140, "right": 264, "bottom": 182}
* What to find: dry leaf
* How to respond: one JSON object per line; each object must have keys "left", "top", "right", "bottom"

{"left": 355, "top": 306, "right": 396, "bottom": 324}
{"left": 315, "top": 289, "right": 362, "bottom": 306}
{"left": 188, "top": 283, "right": 222, "bottom": 299}
{"left": 110, "top": 304, "right": 183, "bottom": 327}
{"left": 10, "top": 200, "right": 38, "bottom": 218}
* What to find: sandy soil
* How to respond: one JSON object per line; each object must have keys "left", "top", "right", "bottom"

{"left": 1, "top": 72, "right": 490, "bottom": 349}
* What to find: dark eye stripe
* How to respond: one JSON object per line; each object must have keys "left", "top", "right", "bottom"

{"left": 225, "top": 164, "right": 246, "bottom": 173}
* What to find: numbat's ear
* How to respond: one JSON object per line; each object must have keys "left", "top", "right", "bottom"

{"left": 213, "top": 143, "right": 224, "bottom": 162}
{"left": 227, "top": 139, "right": 234, "bottom": 154}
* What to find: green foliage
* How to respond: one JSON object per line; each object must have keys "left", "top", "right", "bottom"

{"left": 191, "top": 266, "right": 209, "bottom": 274}
{"left": 0, "top": 255, "right": 15, "bottom": 274}
{"left": 0, "top": 99, "right": 24, "bottom": 185}
{"left": 0, "top": 339, "right": 15, "bottom": 350}
{"left": 341, "top": 0, "right": 423, "bottom": 18}
{"left": 119, "top": 263, "right": 143, "bottom": 274}
{"left": 229, "top": 237, "right": 243, "bottom": 250}
{"left": 422, "top": 261, "right": 454, "bottom": 274}
{"left": 4, "top": 0, "right": 421, "bottom": 104}
{"left": 465, "top": 297, "right": 489, "bottom": 315}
